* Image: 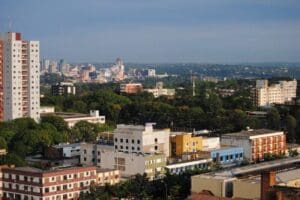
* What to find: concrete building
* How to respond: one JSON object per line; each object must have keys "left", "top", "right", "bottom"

{"left": 221, "top": 129, "right": 286, "bottom": 162}
{"left": 191, "top": 174, "right": 237, "bottom": 198}
{"left": 210, "top": 146, "right": 244, "bottom": 166}
{"left": 48, "top": 61, "right": 58, "bottom": 73}
{"left": 144, "top": 82, "right": 175, "bottom": 98}
{"left": 110, "top": 58, "right": 125, "bottom": 81}
{"left": 40, "top": 106, "right": 55, "bottom": 114}
{"left": 1, "top": 166, "right": 96, "bottom": 200}
{"left": 147, "top": 69, "right": 156, "bottom": 77}
{"left": 202, "top": 137, "right": 220, "bottom": 151}
{"left": 0, "top": 40, "right": 3, "bottom": 121}
{"left": 170, "top": 133, "right": 203, "bottom": 156}
{"left": 120, "top": 83, "right": 143, "bottom": 94}
{"left": 96, "top": 168, "right": 120, "bottom": 186}
{"left": 252, "top": 79, "right": 297, "bottom": 107}
{"left": 190, "top": 156, "right": 300, "bottom": 199}
{"left": 100, "top": 150, "right": 167, "bottom": 179}
{"left": 51, "top": 82, "right": 76, "bottom": 96}
{"left": 51, "top": 143, "right": 81, "bottom": 158}
{"left": 42, "top": 110, "right": 105, "bottom": 128}
{"left": 80, "top": 143, "right": 114, "bottom": 167}
{"left": 113, "top": 123, "right": 170, "bottom": 156}
{"left": 0, "top": 32, "right": 40, "bottom": 122}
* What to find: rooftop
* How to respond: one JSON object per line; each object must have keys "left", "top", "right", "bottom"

{"left": 96, "top": 168, "right": 119, "bottom": 173}
{"left": 53, "top": 143, "right": 82, "bottom": 149}
{"left": 222, "top": 129, "right": 282, "bottom": 137}
{"left": 41, "top": 112, "right": 103, "bottom": 119}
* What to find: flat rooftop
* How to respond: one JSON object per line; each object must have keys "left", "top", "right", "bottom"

{"left": 9, "top": 166, "right": 95, "bottom": 174}
{"left": 223, "top": 129, "right": 282, "bottom": 137}
{"left": 41, "top": 112, "right": 103, "bottom": 119}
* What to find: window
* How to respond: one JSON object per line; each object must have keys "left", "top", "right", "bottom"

{"left": 84, "top": 149, "right": 87, "bottom": 154}
{"left": 115, "top": 145, "right": 118, "bottom": 149}
{"left": 126, "top": 139, "right": 128, "bottom": 143}
{"left": 45, "top": 188, "right": 49, "bottom": 193}
{"left": 120, "top": 139, "right": 123, "bottom": 143}
{"left": 137, "top": 147, "right": 140, "bottom": 151}
{"left": 154, "top": 146, "right": 158, "bottom": 150}
{"left": 132, "top": 139, "right": 135, "bottom": 144}
{"left": 115, "top": 138, "right": 118, "bottom": 142}
{"left": 154, "top": 138, "right": 158, "bottom": 142}
{"left": 137, "top": 140, "right": 140, "bottom": 144}
{"left": 230, "top": 155, "right": 233, "bottom": 160}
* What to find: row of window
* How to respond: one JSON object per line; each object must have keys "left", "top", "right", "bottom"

{"left": 115, "top": 138, "right": 141, "bottom": 144}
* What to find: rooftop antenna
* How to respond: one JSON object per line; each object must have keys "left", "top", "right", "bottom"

{"left": 191, "top": 70, "right": 196, "bottom": 97}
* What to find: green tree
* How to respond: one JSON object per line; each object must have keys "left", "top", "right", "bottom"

{"left": 73, "top": 121, "right": 99, "bottom": 142}
{"left": 286, "top": 115, "right": 297, "bottom": 143}
{"left": 41, "top": 115, "right": 69, "bottom": 132}
{"left": 0, "top": 137, "right": 7, "bottom": 149}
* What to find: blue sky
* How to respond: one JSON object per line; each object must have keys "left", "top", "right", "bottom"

{"left": 0, "top": 0, "right": 299, "bottom": 63}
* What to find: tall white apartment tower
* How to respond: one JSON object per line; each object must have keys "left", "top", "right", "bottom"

{"left": 0, "top": 32, "right": 40, "bottom": 121}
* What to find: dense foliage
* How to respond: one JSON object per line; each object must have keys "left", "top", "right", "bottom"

{"left": 0, "top": 117, "right": 112, "bottom": 166}
{"left": 40, "top": 77, "right": 300, "bottom": 142}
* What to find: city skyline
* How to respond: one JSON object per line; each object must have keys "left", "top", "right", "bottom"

{"left": 0, "top": 0, "right": 299, "bottom": 63}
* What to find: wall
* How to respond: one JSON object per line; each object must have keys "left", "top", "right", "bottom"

{"left": 191, "top": 175, "right": 236, "bottom": 197}
{"left": 233, "top": 179, "right": 261, "bottom": 199}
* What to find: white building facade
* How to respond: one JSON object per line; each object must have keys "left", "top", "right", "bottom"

{"left": 113, "top": 123, "right": 170, "bottom": 156}
{"left": 1, "top": 32, "right": 40, "bottom": 121}
{"left": 252, "top": 79, "right": 297, "bottom": 107}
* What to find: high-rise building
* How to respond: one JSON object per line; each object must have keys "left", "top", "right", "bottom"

{"left": 41, "top": 59, "right": 50, "bottom": 73}
{"left": 0, "top": 32, "right": 40, "bottom": 121}
{"left": 252, "top": 79, "right": 297, "bottom": 107}
{"left": 0, "top": 40, "right": 3, "bottom": 121}
{"left": 58, "top": 59, "right": 69, "bottom": 74}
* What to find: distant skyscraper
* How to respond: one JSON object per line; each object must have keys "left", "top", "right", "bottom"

{"left": 49, "top": 60, "right": 58, "bottom": 73}
{"left": 110, "top": 58, "right": 125, "bottom": 81}
{"left": 41, "top": 59, "right": 50, "bottom": 73}
{"left": 0, "top": 32, "right": 40, "bottom": 121}
{"left": 58, "top": 59, "right": 68, "bottom": 74}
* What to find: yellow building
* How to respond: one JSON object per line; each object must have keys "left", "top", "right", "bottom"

{"left": 170, "top": 133, "right": 203, "bottom": 156}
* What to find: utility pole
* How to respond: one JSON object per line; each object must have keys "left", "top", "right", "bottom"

{"left": 191, "top": 70, "right": 195, "bottom": 97}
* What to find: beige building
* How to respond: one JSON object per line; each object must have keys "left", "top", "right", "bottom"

{"left": 233, "top": 177, "right": 261, "bottom": 199}
{"left": 191, "top": 174, "right": 237, "bottom": 198}
{"left": 100, "top": 150, "right": 167, "bottom": 179}
{"left": 96, "top": 168, "right": 120, "bottom": 186}
{"left": 144, "top": 82, "right": 175, "bottom": 98}
{"left": 252, "top": 79, "right": 297, "bottom": 107}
